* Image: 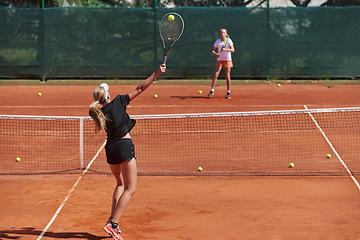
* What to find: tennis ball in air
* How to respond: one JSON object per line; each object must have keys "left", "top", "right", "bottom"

{"left": 168, "top": 14, "right": 175, "bottom": 21}
{"left": 289, "top": 163, "right": 294, "bottom": 168}
{"left": 16, "top": 157, "right": 21, "bottom": 162}
{"left": 277, "top": 83, "right": 281, "bottom": 87}
{"left": 38, "top": 92, "right": 42, "bottom": 96}
{"left": 327, "top": 154, "right": 331, "bottom": 158}
{"left": 199, "top": 90, "right": 202, "bottom": 94}
{"left": 198, "top": 167, "right": 203, "bottom": 171}
{"left": 154, "top": 94, "right": 158, "bottom": 98}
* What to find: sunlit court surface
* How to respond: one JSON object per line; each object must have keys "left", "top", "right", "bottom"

{"left": 1, "top": 81, "right": 360, "bottom": 240}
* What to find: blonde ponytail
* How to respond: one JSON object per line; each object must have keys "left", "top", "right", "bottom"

{"left": 89, "top": 86, "right": 108, "bottom": 133}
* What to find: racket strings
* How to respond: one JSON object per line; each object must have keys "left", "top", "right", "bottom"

{"left": 160, "top": 15, "right": 183, "bottom": 43}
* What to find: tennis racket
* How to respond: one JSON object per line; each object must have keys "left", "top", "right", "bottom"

{"left": 220, "top": 37, "right": 228, "bottom": 52}
{"left": 159, "top": 12, "right": 184, "bottom": 65}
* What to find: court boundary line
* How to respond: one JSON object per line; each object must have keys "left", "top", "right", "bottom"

{"left": 0, "top": 104, "right": 354, "bottom": 109}
{"left": 36, "top": 140, "right": 107, "bottom": 240}
{"left": 304, "top": 105, "right": 360, "bottom": 191}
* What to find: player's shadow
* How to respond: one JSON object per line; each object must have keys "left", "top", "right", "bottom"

{"left": 171, "top": 96, "right": 211, "bottom": 100}
{"left": 0, "top": 227, "right": 110, "bottom": 239}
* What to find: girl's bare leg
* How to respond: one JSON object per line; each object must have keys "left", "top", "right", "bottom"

{"left": 209, "top": 65, "right": 222, "bottom": 96}
{"left": 108, "top": 158, "right": 137, "bottom": 223}
{"left": 225, "top": 67, "right": 231, "bottom": 91}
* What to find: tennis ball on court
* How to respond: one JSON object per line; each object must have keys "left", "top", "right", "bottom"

{"left": 154, "top": 94, "right": 158, "bottom": 98}
{"left": 198, "top": 167, "right": 203, "bottom": 171}
{"left": 327, "top": 154, "right": 331, "bottom": 158}
{"left": 168, "top": 14, "right": 175, "bottom": 21}
{"left": 277, "top": 83, "right": 281, "bottom": 87}
{"left": 199, "top": 90, "right": 202, "bottom": 94}
{"left": 289, "top": 163, "right": 294, "bottom": 168}
{"left": 16, "top": 157, "right": 21, "bottom": 162}
{"left": 38, "top": 92, "right": 42, "bottom": 96}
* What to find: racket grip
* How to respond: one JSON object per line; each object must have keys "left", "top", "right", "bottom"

{"left": 162, "top": 56, "right": 167, "bottom": 65}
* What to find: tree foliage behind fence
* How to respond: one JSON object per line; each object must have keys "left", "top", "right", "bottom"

{"left": 2, "top": 0, "right": 360, "bottom": 8}
{"left": 0, "top": 6, "right": 360, "bottom": 79}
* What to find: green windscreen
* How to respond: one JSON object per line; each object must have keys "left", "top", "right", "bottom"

{"left": 0, "top": 7, "right": 359, "bottom": 79}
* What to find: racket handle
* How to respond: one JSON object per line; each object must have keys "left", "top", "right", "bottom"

{"left": 162, "top": 56, "right": 167, "bottom": 65}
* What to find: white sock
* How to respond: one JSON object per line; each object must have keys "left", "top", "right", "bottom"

{"left": 227, "top": 90, "right": 230, "bottom": 93}
{"left": 211, "top": 89, "right": 214, "bottom": 92}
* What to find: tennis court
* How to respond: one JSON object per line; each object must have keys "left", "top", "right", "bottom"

{"left": 1, "top": 81, "right": 360, "bottom": 239}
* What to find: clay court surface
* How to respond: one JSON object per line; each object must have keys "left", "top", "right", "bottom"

{"left": 1, "top": 81, "right": 360, "bottom": 239}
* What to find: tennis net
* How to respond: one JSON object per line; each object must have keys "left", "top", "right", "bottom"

{"left": 1, "top": 107, "right": 360, "bottom": 176}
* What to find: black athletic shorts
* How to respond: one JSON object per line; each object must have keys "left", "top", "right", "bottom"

{"left": 105, "top": 138, "right": 135, "bottom": 164}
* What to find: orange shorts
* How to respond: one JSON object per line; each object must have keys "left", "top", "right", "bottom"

{"left": 216, "top": 61, "right": 233, "bottom": 68}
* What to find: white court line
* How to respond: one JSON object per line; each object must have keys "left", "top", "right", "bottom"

{"left": 0, "top": 104, "right": 321, "bottom": 108}
{"left": 1, "top": 104, "right": 358, "bottom": 109}
{"left": 0, "top": 106, "right": 87, "bottom": 108}
{"left": 36, "top": 140, "right": 107, "bottom": 240}
{"left": 304, "top": 105, "right": 360, "bottom": 191}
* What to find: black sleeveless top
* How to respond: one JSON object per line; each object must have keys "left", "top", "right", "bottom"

{"left": 101, "top": 94, "right": 136, "bottom": 144}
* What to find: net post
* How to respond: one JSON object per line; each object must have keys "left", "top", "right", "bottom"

{"left": 79, "top": 118, "right": 84, "bottom": 169}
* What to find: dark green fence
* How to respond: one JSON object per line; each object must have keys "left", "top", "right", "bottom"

{"left": 1, "top": 7, "right": 360, "bottom": 79}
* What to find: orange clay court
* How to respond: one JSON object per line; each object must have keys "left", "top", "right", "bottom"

{"left": 1, "top": 81, "right": 360, "bottom": 240}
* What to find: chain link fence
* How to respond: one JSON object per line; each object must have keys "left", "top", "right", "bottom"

{"left": 1, "top": 0, "right": 360, "bottom": 79}
{"left": 1, "top": 0, "right": 360, "bottom": 8}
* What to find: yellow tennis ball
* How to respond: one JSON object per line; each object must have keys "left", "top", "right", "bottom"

{"left": 154, "top": 94, "right": 158, "bottom": 98}
{"left": 327, "top": 154, "right": 331, "bottom": 158}
{"left": 38, "top": 92, "right": 42, "bottom": 96}
{"left": 16, "top": 157, "right": 21, "bottom": 162}
{"left": 277, "top": 83, "right": 281, "bottom": 87}
{"left": 198, "top": 167, "right": 203, "bottom": 171}
{"left": 168, "top": 14, "right": 175, "bottom": 21}
{"left": 199, "top": 90, "right": 202, "bottom": 94}
{"left": 289, "top": 163, "right": 294, "bottom": 168}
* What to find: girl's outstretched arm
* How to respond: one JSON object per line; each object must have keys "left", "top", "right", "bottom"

{"left": 128, "top": 64, "right": 166, "bottom": 101}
